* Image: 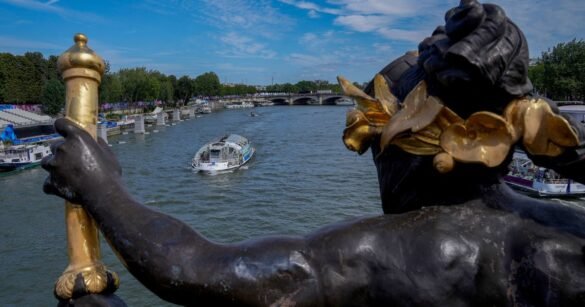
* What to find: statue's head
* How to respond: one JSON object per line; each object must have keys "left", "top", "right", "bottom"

{"left": 338, "top": 0, "right": 579, "bottom": 213}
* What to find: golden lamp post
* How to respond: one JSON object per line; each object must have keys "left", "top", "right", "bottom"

{"left": 54, "top": 33, "right": 119, "bottom": 300}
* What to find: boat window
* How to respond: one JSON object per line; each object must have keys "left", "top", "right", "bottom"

{"left": 35, "top": 153, "right": 43, "bottom": 160}
{"left": 210, "top": 149, "right": 221, "bottom": 158}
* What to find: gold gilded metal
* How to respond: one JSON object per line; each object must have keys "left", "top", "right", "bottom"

{"left": 55, "top": 33, "right": 119, "bottom": 300}
{"left": 343, "top": 109, "right": 382, "bottom": 154}
{"left": 522, "top": 99, "right": 579, "bottom": 156}
{"left": 338, "top": 73, "right": 581, "bottom": 173}
{"left": 338, "top": 75, "right": 396, "bottom": 154}
{"left": 380, "top": 81, "right": 445, "bottom": 151}
{"left": 440, "top": 112, "right": 514, "bottom": 167}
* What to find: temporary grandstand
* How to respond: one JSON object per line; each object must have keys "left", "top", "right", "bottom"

{"left": 0, "top": 106, "right": 53, "bottom": 129}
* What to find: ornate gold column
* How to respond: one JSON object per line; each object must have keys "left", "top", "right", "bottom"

{"left": 54, "top": 33, "right": 119, "bottom": 300}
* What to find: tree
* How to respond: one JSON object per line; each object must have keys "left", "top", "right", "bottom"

{"left": 176, "top": 76, "right": 193, "bottom": 104}
{"left": 295, "top": 80, "right": 317, "bottom": 93}
{"left": 159, "top": 80, "right": 174, "bottom": 104}
{"left": 118, "top": 67, "right": 154, "bottom": 103}
{"left": 100, "top": 74, "right": 123, "bottom": 104}
{"left": 194, "top": 72, "right": 220, "bottom": 97}
{"left": 530, "top": 39, "right": 585, "bottom": 101}
{"left": 41, "top": 79, "right": 65, "bottom": 115}
{"left": 167, "top": 75, "right": 180, "bottom": 102}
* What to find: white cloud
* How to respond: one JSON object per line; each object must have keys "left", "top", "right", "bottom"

{"left": 334, "top": 15, "right": 393, "bottom": 32}
{"left": 487, "top": 0, "right": 585, "bottom": 57}
{"left": 0, "top": 35, "right": 61, "bottom": 50}
{"left": 278, "top": 0, "right": 342, "bottom": 15}
{"left": 298, "top": 30, "right": 349, "bottom": 52}
{"left": 1, "top": 0, "right": 105, "bottom": 22}
{"left": 218, "top": 32, "right": 277, "bottom": 59}
{"left": 308, "top": 10, "right": 319, "bottom": 18}
{"left": 283, "top": 0, "right": 585, "bottom": 56}
{"left": 280, "top": 0, "right": 443, "bottom": 43}
{"left": 373, "top": 43, "right": 392, "bottom": 53}
{"left": 198, "top": 0, "right": 294, "bottom": 38}
{"left": 327, "top": 0, "right": 423, "bottom": 16}
{"left": 376, "top": 28, "right": 429, "bottom": 44}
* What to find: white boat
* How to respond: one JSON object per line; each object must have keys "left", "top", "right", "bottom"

{"left": 336, "top": 98, "right": 355, "bottom": 106}
{"left": 191, "top": 134, "right": 255, "bottom": 174}
{"left": 225, "top": 102, "right": 255, "bottom": 109}
{"left": 144, "top": 107, "right": 167, "bottom": 123}
{"left": 504, "top": 150, "right": 585, "bottom": 197}
{"left": 0, "top": 143, "right": 52, "bottom": 172}
{"left": 197, "top": 105, "right": 212, "bottom": 114}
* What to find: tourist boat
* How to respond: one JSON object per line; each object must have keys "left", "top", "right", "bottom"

{"left": 336, "top": 98, "right": 355, "bottom": 106}
{"left": 0, "top": 143, "right": 52, "bottom": 172}
{"left": 191, "top": 134, "right": 255, "bottom": 174}
{"left": 504, "top": 150, "right": 585, "bottom": 197}
{"left": 225, "top": 102, "right": 255, "bottom": 109}
{"left": 197, "top": 105, "right": 212, "bottom": 114}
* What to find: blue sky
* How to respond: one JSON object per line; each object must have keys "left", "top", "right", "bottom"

{"left": 0, "top": 0, "right": 583, "bottom": 85}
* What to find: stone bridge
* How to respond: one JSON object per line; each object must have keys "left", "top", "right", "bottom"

{"left": 214, "top": 93, "right": 352, "bottom": 106}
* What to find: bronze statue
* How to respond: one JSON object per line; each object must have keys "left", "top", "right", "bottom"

{"left": 44, "top": 1, "right": 585, "bottom": 306}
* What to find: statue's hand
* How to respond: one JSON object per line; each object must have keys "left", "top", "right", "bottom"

{"left": 42, "top": 118, "right": 122, "bottom": 204}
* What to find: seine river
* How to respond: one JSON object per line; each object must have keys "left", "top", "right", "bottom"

{"left": 0, "top": 106, "right": 383, "bottom": 306}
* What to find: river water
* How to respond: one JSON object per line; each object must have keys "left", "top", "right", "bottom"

{"left": 0, "top": 106, "right": 382, "bottom": 306}
{"left": 2, "top": 106, "right": 584, "bottom": 306}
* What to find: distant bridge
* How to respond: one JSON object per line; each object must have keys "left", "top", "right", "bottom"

{"left": 213, "top": 93, "right": 351, "bottom": 106}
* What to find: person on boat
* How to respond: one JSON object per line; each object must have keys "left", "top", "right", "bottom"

{"left": 42, "top": 1, "right": 585, "bottom": 305}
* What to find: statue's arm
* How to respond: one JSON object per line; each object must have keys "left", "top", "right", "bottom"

{"left": 42, "top": 118, "right": 322, "bottom": 306}
{"left": 90, "top": 189, "right": 322, "bottom": 306}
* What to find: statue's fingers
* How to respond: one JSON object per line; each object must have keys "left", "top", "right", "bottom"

{"left": 43, "top": 175, "right": 81, "bottom": 202}
{"left": 43, "top": 176, "right": 58, "bottom": 195}
{"left": 50, "top": 140, "right": 65, "bottom": 155}
{"left": 54, "top": 118, "right": 88, "bottom": 140}
{"left": 41, "top": 155, "right": 56, "bottom": 171}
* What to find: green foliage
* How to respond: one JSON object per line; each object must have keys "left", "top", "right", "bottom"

{"left": 2, "top": 49, "right": 350, "bottom": 111}
{"left": 0, "top": 53, "right": 44, "bottom": 103}
{"left": 529, "top": 39, "right": 585, "bottom": 101}
{"left": 220, "top": 84, "right": 257, "bottom": 96}
{"left": 266, "top": 80, "right": 341, "bottom": 94}
{"left": 41, "top": 79, "right": 65, "bottom": 115}
{"left": 176, "top": 76, "right": 193, "bottom": 104}
{"left": 99, "top": 74, "right": 123, "bottom": 104}
{"left": 0, "top": 52, "right": 60, "bottom": 104}
{"left": 194, "top": 72, "right": 220, "bottom": 97}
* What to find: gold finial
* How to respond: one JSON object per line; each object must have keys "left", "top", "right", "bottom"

{"left": 58, "top": 33, "right": 105, "bottom": 78}
{"left": 54, "top": 33, "right": 118, "bottom": 300}
{"left": 74, "top": 33, "right": 88, "bottom": 45}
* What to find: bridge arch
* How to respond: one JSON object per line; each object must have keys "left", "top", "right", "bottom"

{"left": 292, "top": 97, "right": 317, "bottom": 105}
{"left": 270, "top": 98, "right": 289, "bottom": 105}
{"left": 322, "top": 96, "right": 344, "bottom": 105}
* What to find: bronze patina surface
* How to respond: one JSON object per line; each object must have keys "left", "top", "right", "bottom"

{"left": 42, "top": 1, "right": 585, "bottom": 306}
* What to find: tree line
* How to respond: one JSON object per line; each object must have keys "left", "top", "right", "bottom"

{"left": 0, "top": 52, "right": 345, "bottom": 115}
{"left": 529, "top": 39, "right": 585, "bottom": 102}
{"left": 1, "top": 39, "right": 583, "bottom": 115}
